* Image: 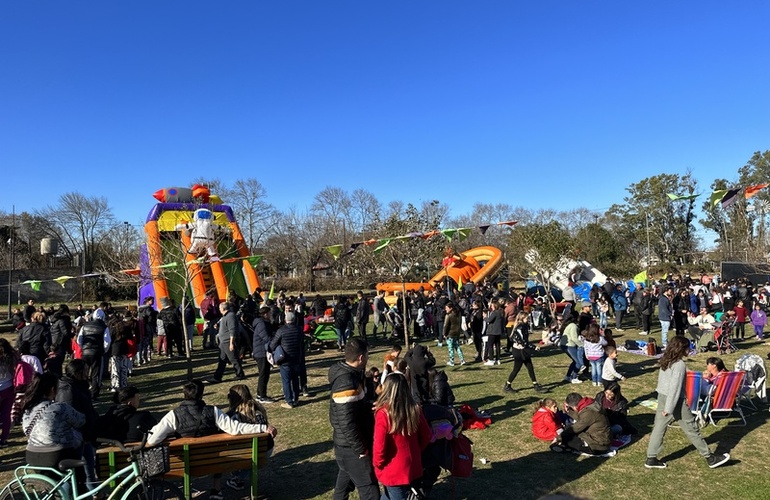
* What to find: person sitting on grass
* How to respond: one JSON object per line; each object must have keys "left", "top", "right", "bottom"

{"left": 550, "top": 392, "right": 612, "bottom": 456}
{"left": 531, "top": 398, "right": 565, "bottom": 443}
{"left": 147, "top": 380, "right": 278, "bottom": 500}
{"left": 594, "top": 382, "right": 637, "bottom": 436}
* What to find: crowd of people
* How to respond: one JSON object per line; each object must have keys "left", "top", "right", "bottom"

{"left": 3, "top": 271, "right": 761, "bottom": 497}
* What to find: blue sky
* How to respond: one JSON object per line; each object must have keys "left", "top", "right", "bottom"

{"left": 2, "top": 2, "right": 769, "bottom": 232}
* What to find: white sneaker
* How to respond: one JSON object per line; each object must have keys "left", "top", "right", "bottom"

{"left": 495, "top": 360, "right": 501, "bottom": 365}
{"left": 484, "top": 360, "right": 495, "bottom": 366}
{"left": 460, "top": 360, "right": 466, "bottom": 366}
{"left": 639, "top": 331, "right": 649, "bottom": 336}
{"left": 447, "top": 361, "right": 455, "bottom": 366}
{"left": 571, "top": 378, "right": 583, "bottom": 384}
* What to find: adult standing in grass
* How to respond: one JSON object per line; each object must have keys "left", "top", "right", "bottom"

{"left": 442, "top": 302, "right": 465, "bottom": 367}
{"left": 483, "top": 300, "right": 504, "bottom": 366}
{"left": 372, "top": 373, "right": 431, "bottom": 500}
{"left": 503, "top": 312, "right": 547, "bottom": 394}
{"left": 270, "top": 311, "right": 304, "bottom": 409}
{"left": 560, "top": 314, "right": 584, "bottom": 385}
{"left": 211, "top": 302, "right": 246, "bottom": 383}
{"left": 645, "top": 335, "right": 730, "bottom": 469}
{"left": 329, "top": 338, "right": 379, "bottom": 500}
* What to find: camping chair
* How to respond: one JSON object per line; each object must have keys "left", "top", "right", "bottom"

{"left": 670, "top": 371, "right": 707, "bottom": 428}
{"left": 734, "top": 353, "right": 768, "bottom": 410}
{"left": 701, "top": 371, "right": 747, "bottom": 427}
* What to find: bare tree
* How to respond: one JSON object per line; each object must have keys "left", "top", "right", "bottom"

{"left": 228, "top": 178, "right": 277, "bottom": 251}
{"left": 349, "top": 189, "right": 381, "bottom": 237}
{"left": 36, "top": 192, "right": 115, "bottom": 273}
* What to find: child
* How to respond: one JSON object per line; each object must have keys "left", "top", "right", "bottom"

{"left": 531, "top": 398, "right": 564, "bottom": 442}
{"left": 582, "top": 324, "right": 607, "bottom": 387}
{"left": 750, "top": 303, "right": 767, "bottom": 340}
{"left": 381, "top": 344, "right": 403, "bottom": 383}
{"left": 597, "top": 296, "right": 609, "bottom": 329}
{"left": 156, "top": 317, "right": 167, "bottom": 356}
{"left": 733, "top": 300, "right": 747, "bottom": 340}
{"left": 601, "top": 345, "right": 625, "bottom": 389}
{"left": 603, "top": 328, "right": 616, "bottom": 349}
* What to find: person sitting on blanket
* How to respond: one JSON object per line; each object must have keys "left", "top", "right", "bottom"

{"left": 594, "top": 382, "right": 638, "bottom": 436}
{"left": 550, "top": 392, "right": 612, "bottom": 455}
{"left": 700, "top": 357, "right": 727, "bottom": 396}
{"left": 147, "top": 380, "right": 277, "bottom": 500}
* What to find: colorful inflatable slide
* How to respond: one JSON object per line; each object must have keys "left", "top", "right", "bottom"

{"left": 376, "top": 245, "right": 503, "bottom": 303}
{"left": 138, "top": 186, "right": 261, "bottom": 309}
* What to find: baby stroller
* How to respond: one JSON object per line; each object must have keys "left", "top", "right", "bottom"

{"left": 386, "top": 305, "right": 405, "bottom": 340}
{"left": 714, "top": 318, "right": 737, "bottom": 355}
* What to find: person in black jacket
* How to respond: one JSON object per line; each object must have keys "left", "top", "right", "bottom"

{"left": 76, "top": 314, "right": 110, "bottom": 400}
{"left": 269, "top": 312, "right": 304, "bottom": 409}
{"left": 158, "top": 298, "right": 184, "bottom": 357}
{"left": 95, "top": 386, "right": 157, "bottom": 443}
{"left": 427, "top": 368, "right": 455, "bottom": 407}
{"left": 432, "top": 291, "right": 449, "bottom": 347}
{"left": 211, "top": 302, "right": 246, "bottom": 383}
{"left": 404, "top": 343, "right": 436, "bottom": 403}
{"left": 57, "top": 359, "right": 100, "bottom": 490}
{"left": 334, "top": 296, "right": 352, "bottom": 351}
{"left": 47, "top": 305, "right": 72, "bottom": 376}
{"left": 251, "top": 306, "right": 274, "bottom": 403}
{"left": 355, "top": 291, "right": 371, "bottom": 340}
{"left": 328, "top": 338, "right": 379, "bottom": 500}
{"left": 16, "top": 311, "right": 50, "bottom": 367}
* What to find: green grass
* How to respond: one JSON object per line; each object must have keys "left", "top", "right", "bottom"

{"left": 2, "top": 319, "right": 770, "bottom": 499}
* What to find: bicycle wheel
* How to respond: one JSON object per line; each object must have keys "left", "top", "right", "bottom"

{"left": 0, "top": 476, "right": 62, "bottom": 500}
{"left": 124, "top": 478, "right": 184, "bottom": 500}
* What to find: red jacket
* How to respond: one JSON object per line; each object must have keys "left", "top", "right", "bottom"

{"left": 373, "top": 408, "right": 432, "bottom": 486}
{"left": 532, "top": 407, "right": 561, "bottom": 441}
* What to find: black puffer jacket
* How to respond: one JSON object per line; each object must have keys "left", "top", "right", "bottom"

{"left": 405, "top": 344, "right": 436, "bottom": 403}
{"left": 328, "top": 361, "right": 373, "bottom": 455}
{"left": 50, "top": 314, "right": 72, "bottom": 353}
{"left": 17, "top": 322, "right": 50, "bottom": 362}
{"left": 96, "top": 404, "right": 158, "bottom": 443}
{"left": 269, "top": 324, "right": 303, "bottom": 363}
{"left": 56, "top": 376, "right": 99, "bottom": 441}
{"left": 251, "top": 317, "right": 272, "bottom": 359}
{"left": 428, "top": 369, "right": 455, "bottom": 407}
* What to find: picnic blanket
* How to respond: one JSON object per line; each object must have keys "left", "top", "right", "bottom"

{"left": 575, "top": 434, "right": 633, "bottom": 458}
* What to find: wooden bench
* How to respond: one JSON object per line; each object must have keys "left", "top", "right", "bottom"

{"left": 96, "top": 432, "right": 271, "bottom": 499}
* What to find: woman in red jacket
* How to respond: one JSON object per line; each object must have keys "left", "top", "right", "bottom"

{"left": 373, "top": 373, "right": 432, "bottom": 500}
{"left": 531, "top": 397, "right": 564, "bottom": 442}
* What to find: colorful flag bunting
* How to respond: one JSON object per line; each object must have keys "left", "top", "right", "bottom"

{"left": 22, "top": 280, "right": 41, "bottom": 291}
{"left": 268, "top": 281, "right": 275, "bottom": 300}
{"left": 325, "top": 244, "right": 343, "bottom": 260}
{"left": 633, "top": 270, "right": 647, "bottom": 284}
{"left": 745, "top": 184, "right": 769, "bottom": 200}
{"left": 721, "top": 189, "right": 740, "bottom": 209}
{"left": 497, "top": 220, "right": 519, "bottom": 227}
{"left": 54, "top": 276, "right": 75, "bottom": 288}
{"left": 441, "top": 229, "right": 457, "bottom": 240}
{"left": 667, "top": 193, "right": 699, "bottom": 201}
{"left": 710, "top": 189, "right": 728, "bottom": 208}
{"left": 478, "top": 225, "right": 490, "bottom": 235}
{"left": 373, "top": 238, "right": 392, "bottom": 254}
{"left": 457, "top": 228, "right": 472, "bottom": 241}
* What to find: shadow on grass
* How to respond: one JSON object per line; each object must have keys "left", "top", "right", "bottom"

{"left": 468, "top": 449, "right": 615, "bottom": 500}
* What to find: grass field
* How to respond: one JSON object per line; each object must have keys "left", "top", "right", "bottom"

{"left": 2, "top": 318, "right": 770, "bottom": 500}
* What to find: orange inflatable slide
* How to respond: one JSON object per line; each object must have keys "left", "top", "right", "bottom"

{"left": 376, "top": 246, "right": 503, "bottom": 303}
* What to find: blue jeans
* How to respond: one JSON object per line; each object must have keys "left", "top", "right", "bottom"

{"left": 659, "top": 320, "right": 670, "bottom": 346}
{"left": 563, "top": 345, "right": 584, "bottom": 379}
{"left": 382, "top": 485, "right": 411, "bottom": 500}
{"left": 589, "top": 358, "right": 603, "bottom": 384}
{"left": 336, "top": 327, "right": 348, "bottom": 348}
{"left": 279, "top": 363, "right": 300, "bottom": 406}
{"left": 599, "top": 312, "right": 607, "bottom": 329}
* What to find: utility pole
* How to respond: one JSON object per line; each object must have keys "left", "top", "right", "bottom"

{"left": 6, "top": 206, "right": 14, "bottom": 317}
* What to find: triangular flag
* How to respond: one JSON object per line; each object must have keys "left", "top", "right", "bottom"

{"left": 373, "top": 238, "right": 392, "bottom": 254}
{"left": 441, "top": 229, "right": 457, "bottom": 241}
{"left": 633, "top": 270, "right": 647, "bottom": 284}
{"left": 421, "top": 230, "right": 439, "bottom": 240}
{"left": 478, "top": 225, "right": 490, "bottom": 235}
{"left": 667, "top": 193, "right": 699, "bottom": 201}
{"left": 245, "top": 255, "right": 262, "bottom": 266}
{"left": 325, "top": 245, "right": 343, "bottom": 260}
{"left": 710, "top": 189, "right": 728, "bottom": 208}
{"left": 745, "top": 184, "right": 769, "bottom": 200}
{"left": 721, "top": 189, "right": 740, "bottom": 209}
{"left": 457, "top": 228, "right": 472, "bottom": 241}
{"left": 268, "top": 281, "right": 275, "bottom": 300}
{"left": 457, "top": 277, "right": 463, "bottom": 291}
{"left": 497, "top": 220, "right": 519, "bottom": 227}
{"left": 54, "top": 276, "right": 75, "bottom": 288}
{"left": 22, "top": 280, "right": 42, "bottom": 291}
{"left": 350, "top": 242, "right": 363, "bottom": 250}
{"left": 407, "top": 232, "right": 423, "bottom": 239}
{"left": 154, "top": 262, "right": 179, "bottom": 269}
{"left": 363, "top": 238, "right": 378, "bottom": 246}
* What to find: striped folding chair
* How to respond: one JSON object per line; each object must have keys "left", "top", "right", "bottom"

{"left": 670, "top": 371, "right": 706, "bottom": 428}
{"left": 703, "top": 371, "right": 747, "bottom": 426}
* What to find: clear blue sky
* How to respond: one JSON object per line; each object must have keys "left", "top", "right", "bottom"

{"left": 2, "top": 2, "right": 769, "bottom": 230}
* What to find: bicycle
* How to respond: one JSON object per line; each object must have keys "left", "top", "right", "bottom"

{"left": 0, "top": 435, "right": 183, "bottom": 500}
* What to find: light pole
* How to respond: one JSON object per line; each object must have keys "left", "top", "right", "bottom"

{"left": 645, "top": 214, "right": 651, "bottom": 283}
{"left": 6, "top": 206, "right": 15, "bottom": 317}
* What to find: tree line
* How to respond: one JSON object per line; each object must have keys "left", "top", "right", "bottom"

{"left": 1, "top": 150, "right": 768, "bottom": 299}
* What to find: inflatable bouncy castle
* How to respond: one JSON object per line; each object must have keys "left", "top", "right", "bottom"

{"left": 138, "top": 185, "right": 261, "bottom": 308}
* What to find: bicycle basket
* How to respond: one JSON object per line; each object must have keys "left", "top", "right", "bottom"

{"left": 138, "top": 445, "right": 170, "bottom": 478}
